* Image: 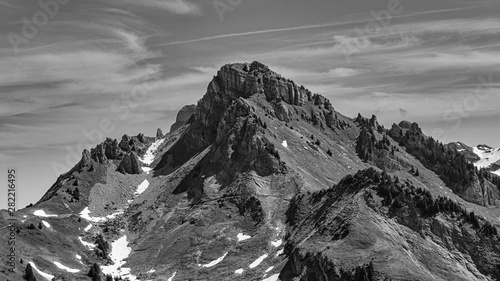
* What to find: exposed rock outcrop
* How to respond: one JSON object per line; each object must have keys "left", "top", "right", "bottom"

{"left": 156, "top": 128, "right": 163, "bottom": 139}
{"left": 91, "top": 143, "right": 107, "bottom": 164}
{"left": 169, "top": 104, "right": 196, "bottom": 133}
{"left": 117, "top": 152, "right": 142, "bottom": 174}
{"left": 118, "top": 134, "right": 149, "bottom": 154}
{"left": 82, "top": 149, "right": 92, "bottom": 167}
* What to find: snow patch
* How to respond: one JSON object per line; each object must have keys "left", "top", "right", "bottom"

{"left": 275, "top": 249, "right": 283, "bottom": 257}
{"left": 135, "top": 179, "right": 150, "bottom": 196}
{"left": 473, "top": 145, "right": 500, "bottom": 171}
{"left": 271, "top": 239, "right": 282, "bottom": 247}
{"left": 168, "top": 271, "right": 177, "bottom": 281}
{"left": 53, "top": 261, "right": 80, "bottom": 273}
{"left": 262, "top": 273, "right": 280, "bottom": 281}
{"left": 33, "top": 210, "right": 58, "bottom": 217}
{"left": 29, "top": 262, "right": 54, "bottom": 281}
{"left": 78, "top": 237, "right": 95, "bottom": 249}
{"left": 235, "top": 268, "right": 244, "bottom": 274}
{"left": 147, "top": 268, "right": 156, "bottom": 273}
{"left": 265, "top": 266, "right": 274, "bottom": 273}
{"left": 199, "top": 252, "right": 228, "bottom": 268}
{"left": 80, "top": 207, "right": 123, "bottom": 223}
{"left": 237, "top": 233, "right": 251, "bottom": 241}
{"left": 142, "top": 167, "right": 152, "bottom": 174}
{"left": 281, "top": 140, "right": 288, "bottom": 148}
{"left": 76, "top": 254, "right": 81, "bottom": 260}
{"left": 84, "top": 224, "right": 92, "bottom": 232}
{"left": 140, "top": 139, "right": 165, "bottom": 165}
{"left": 249, "top": 254, "right": 268, "bottom": 268}
{"left": 101, "top": 235, "right": 136, "bottom": 280}
{"left": 42, "top": 221, "right": 50, "bottom": 228}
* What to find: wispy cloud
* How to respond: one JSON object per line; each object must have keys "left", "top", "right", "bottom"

{"left": 0, "top": 0, "right": 15, "bottom": 8}
{"left": 118, "top": 0, "right": 201, "bottom": 15}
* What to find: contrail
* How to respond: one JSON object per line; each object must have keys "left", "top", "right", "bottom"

{"left": 157, "top": 6, "right": 481, "bottom": 47}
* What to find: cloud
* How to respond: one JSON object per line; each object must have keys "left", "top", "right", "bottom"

{"left": 389, "top": 51, "right": 500, "bottom": 71}
{"left": 0, "top": 0, "right": 15, "bottom": 8}
{"left": 120, "top": 0, "right": 201, "bottom": 15}
{"left": 328, "top": 67, "right": 363, "bottom": 77}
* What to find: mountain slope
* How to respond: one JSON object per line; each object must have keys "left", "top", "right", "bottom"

{"left": 473, "top": 145, "right": 500, "bottom": 176}
{"left": 1, "top": 61, "right": 500, "bottom": 281}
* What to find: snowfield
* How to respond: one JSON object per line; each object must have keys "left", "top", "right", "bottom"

{"left": 102, "top": 235, "right": 137, "bottom": 280}
{"left": 168, "top": 271, "right": 177, "bottom": 281}
{"left": 262, "top": 273, "right": 280, "bottom": 281}
{"left": 53, "top": 261, "right": 80, "bottom": 273}
{"left": 235, "top": 268, "right": 244, "bottom": 274}
{"left": 33, "top": 210, "right": 58, "bottom": 217}
{"left": 42, "top": 220, "right": 50, "bottom": 228}
{"left": 199, "top": 252, "right": 228, "bottom": 268}
{"left": 140, "top": 138, "right": 165, "bottom": 165}
{"left": 271, "top": 239, "right": 282, "bottom": 247}
{"left": 281, "top": 140, "right": 288, "bottom": 148}
{"left": 473, "top": 146, "right": 500, "bottom": 175}
{"left": 237, "top": 233, "right": 251, "bottom": 241}
{"left": 135, "top": 179, "right": 150, "bottom": 196}
{"left": 249, "top": 254, "right": 268, "bottom": 268}
{"left": 84, "top": 224, "right": 92, "bottom": 232}
{"left": 79, "top": 207, "right": 123, "bottom": 223}
{"left": 78, "top": 236, "right": 95, "bottom": 249}
{"left": 29, "top": 262, "right": 54, "bottom": 281}
{"left": 275, "top": 249, "right": 283, "bottom": 257}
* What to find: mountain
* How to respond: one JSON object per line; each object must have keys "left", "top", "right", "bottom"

{"left": 449, "top": 142, "right": 500, "bottom": 176}
{"left": 2, "top": 61, "right": 500, "bottom": 281}
{"left": 472, "top": 145, "right": 500, "bottom": 176}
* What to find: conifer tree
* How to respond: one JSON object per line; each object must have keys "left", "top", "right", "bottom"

{"left": 23, "top": 263, "right": 36, "bottom": 281}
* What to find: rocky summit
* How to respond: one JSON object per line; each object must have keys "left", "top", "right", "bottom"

{"left": 2, "top": 61, "right": 500, "bottom": 281}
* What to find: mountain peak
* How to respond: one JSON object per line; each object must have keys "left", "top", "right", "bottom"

{"left": 4, "top": 61, "right": 500, "bottom": 281}
{"left": 215, "top": 61, "right": 325, "bottom": 107}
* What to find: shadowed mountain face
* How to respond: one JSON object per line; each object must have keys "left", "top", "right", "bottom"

{"left": 1, "top": 61, "right": 500, "bottom": 281}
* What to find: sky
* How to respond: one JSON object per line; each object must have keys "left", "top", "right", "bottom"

{"left": 1, "top": 0, "right": 500, "bottom": 209}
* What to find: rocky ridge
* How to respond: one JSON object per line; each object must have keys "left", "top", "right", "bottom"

{"left": 1, "top": 61, "right": 500, "bottom": 281}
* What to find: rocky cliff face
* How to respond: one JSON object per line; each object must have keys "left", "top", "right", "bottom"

{"left": 169, "top": 104, "right": 196, "bottom": 133}
{"left": 116, "top": 152, "right": 142, "bottom": 174}
{"left": 2, "top": 61, "right": 500, "bottom": 281}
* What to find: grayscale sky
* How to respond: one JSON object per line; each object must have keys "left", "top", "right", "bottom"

{"left": 1, "top": 0, "right": 500, "bottom": 209}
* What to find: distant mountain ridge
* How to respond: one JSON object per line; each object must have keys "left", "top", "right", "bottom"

{"left": 2, "top": 61, "right": 500, "bottom": 281}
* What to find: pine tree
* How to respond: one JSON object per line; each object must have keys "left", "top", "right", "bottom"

{"left": 24, "top": 263, "right": 36, "bottom": 281}
{"left": 73, "top": 187, "right": 80, "bottom": 201}
{"left": 88, "top": 263, "right": 102, "bottom": 281}
{"left": 470, "top": 212, "right": 480, "bottom": 228}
